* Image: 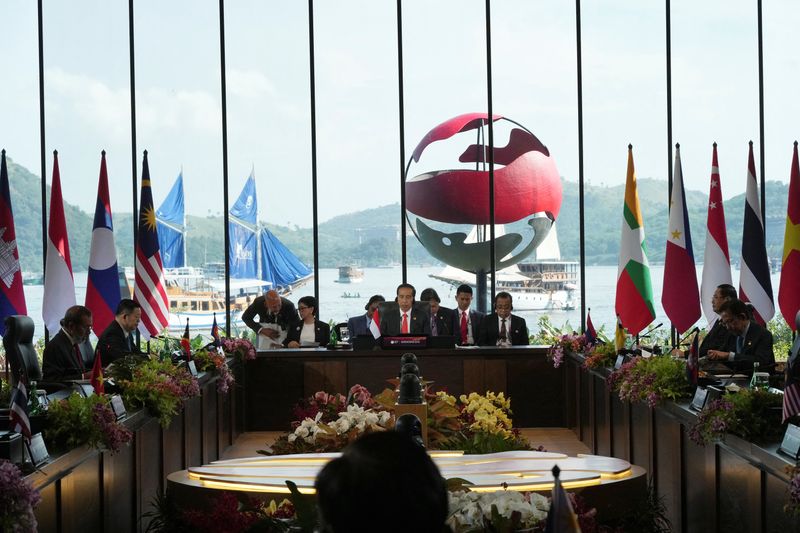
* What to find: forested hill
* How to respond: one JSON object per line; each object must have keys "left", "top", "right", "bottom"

{"left": 4, "top": 157, "right": 789, "bottom": 273}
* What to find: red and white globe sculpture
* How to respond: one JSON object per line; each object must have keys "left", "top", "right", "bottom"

{"left": 405, "top": 113, "right": 562, "bottom": 272}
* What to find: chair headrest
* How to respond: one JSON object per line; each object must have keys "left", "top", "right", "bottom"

{"left": 3, "top": 315, "right": 35, "bottom": 345}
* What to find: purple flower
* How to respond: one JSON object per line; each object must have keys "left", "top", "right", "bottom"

{"left": 0, "top": 459, "right": 41, "bottom": 532}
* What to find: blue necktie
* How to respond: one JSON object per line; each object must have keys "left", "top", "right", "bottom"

{"left": 736, "top": 335, "right": 744, "bottom": 353}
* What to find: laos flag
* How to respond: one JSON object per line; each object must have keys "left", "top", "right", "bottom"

{"left": 0, "top": 149, "right": 27, "bottom": 335}
{"left": 85, "top": 151, "right": 120, "bottom": 335}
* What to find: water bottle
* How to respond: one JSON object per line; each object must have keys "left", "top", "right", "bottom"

{"left": 749, "top": 362, "right": 760, "bottom": 389}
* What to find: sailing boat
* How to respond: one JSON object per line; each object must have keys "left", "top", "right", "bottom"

{"left": 429, "top": 223, "right": 578, "bottom": 311}
{"left": 228, "top": 172, "right": 312, "bottom": 294}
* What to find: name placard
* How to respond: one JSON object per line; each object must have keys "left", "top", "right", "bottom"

{"left": 614, "top": 355, "right": 626, "bottom": 370}
{"left": 110, "top": 394, "right": 127, "bottom": 420}
{"left": 690, "top": 388, "right": 708, "bottom": 411}
{"left": 382, "top": 336, "right": 428, "bottom": 349}
{"left": 28, "top": 433, "right": 49, "bottom": 466}
{"left": 780, "top": 424, "right": 800, "bottom": 460}
{"left": 187, "top": 360, "right": 198, "bottom": 376}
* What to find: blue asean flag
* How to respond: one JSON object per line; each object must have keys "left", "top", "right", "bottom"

{"left": 0, "top": 149, "right": 27, "bottom": 335}
{"left": 85, "top": 151, "right": 121, "bottom": 335}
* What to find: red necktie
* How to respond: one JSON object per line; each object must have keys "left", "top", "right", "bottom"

{"left": 74, "top": 344, "right": 85, "bottom": 373}
{"left": 500, "top": 318, "right": 507, "bottom": 342}
{"left": 460, "top": 312, "right": 468, "bottom": 344}
{"left": 401, "top": 313, "right": 409, "bottom": 334}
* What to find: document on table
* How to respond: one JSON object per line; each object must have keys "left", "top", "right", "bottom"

{"left": 258, "top": 322, "right": 287, "bottom": 349}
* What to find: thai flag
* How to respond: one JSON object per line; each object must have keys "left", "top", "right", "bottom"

{"left": 85, "top": 151, "right": 121, "bottom": 335}
{"left": 739, "top": 142, "right": 774, "bottom": 325}
{"left": 0, "top": 150, "right": 27, "bottom": 335}
{"left": 585, "top": 309, "right": 598, "bottom": 345}
{"left": 662, "top": 145, "right": 701, "bottom": 333}
{"left": 369, "top": 307, "right": 381, "bottom": 339}
{"left": 700, "top": 143, "right": 732, "bottom": 325}
{"left": 42, "top": 151, "right": 76, "bottom": 335}
{"left": 9, "top": 380, "right": 31, "bottom": 442}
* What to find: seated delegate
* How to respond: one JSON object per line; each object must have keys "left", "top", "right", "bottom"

{"left": 284, "top": 295, "right": 330, "bottom": 348}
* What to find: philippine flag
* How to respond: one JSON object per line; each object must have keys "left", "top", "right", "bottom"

{"left": 0, "top": 150, "right": 27, "bottom": 335}
{"left": 662, "top": 144, "right": 701, "bottom": 333}
{"left": 42, "top": 151, "right": 76, "bottom": 335}
{"left": 85, "top": 151, "right": 121, "bottom": 335}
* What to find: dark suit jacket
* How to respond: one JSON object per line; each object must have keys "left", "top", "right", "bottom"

{"left": 42, "top": 330, "right": 85, "bottom": 381}
{"left": 284, "top": 319, "right": 331, "bottom": 347}
{"left": 380, "top": 308, "right": 431, "bottom": 336}
{"left": 347, "top": 314, "right": 371, "bottom": 338}
{"left": 699, "top": 319, "right": 731, "bottom": 358}
{"left": 242, "top": 295, "right": 297, "bottom": 334}
{"left": 450, "top": 309, "right": 485, "bottom": 345}
{"left": 478, "top": 314, "right": 529, "bottom": 346}
{"left": 726, "top": 321, "right": 775, "bottom": 370}
{"left": 429, "top": 306, "right": 454, "bottom": 336}
{"left": 96, "top": 320, "right": 141, "bottom": 365}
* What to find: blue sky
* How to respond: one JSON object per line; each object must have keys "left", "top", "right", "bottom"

{"left": 1, "top": 0, "right": 798, "bottom": 229}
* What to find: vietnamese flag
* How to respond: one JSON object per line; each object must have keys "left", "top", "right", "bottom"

{"left": 779, "top": 142, "right": 800, "bottom": 331}
{"left": 615, "top": 145, "right": 655, "bottom": 336}
{"left": 90, "top": 351, "right": 105, "bottom": 395}
{"left": 662, "top": 144, "right": 701, "bottom": 333}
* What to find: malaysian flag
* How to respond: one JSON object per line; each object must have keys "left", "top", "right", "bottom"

{"left": 739, "top": 142, "right": 774, "bottom": 325}
{"left": 134, "top": 151, "right": 169, "bottom": 339}
{"left": 9, "top": 380, "right": 31, "bottom": 442}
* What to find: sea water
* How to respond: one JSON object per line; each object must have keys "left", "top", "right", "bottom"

{"left": 21, "top": 265, "right": 782, "bottom": 341}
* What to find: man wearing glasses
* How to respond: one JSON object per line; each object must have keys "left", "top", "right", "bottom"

{"left": 706, "top": 298, "right": 774, "bottom": 371}
{"left": 478, "top": 292, "right": 529, "bottom": 346}
{"left": 42, "top": 305, "right": 94, "bottom": 381}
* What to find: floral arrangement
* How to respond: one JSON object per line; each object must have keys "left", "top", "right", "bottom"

{"left": 221, "top": 337, "right": 257, "bottom": 363}
{"left": 583, "top": 342, "right": 618, "bottom": 370}
{"left": 0, "top": 459, "right": 41, "bottom": 533}
{"left": 688, "top": 389, "right": 784, "bottom": 446}
{"left": 447, "top": 489, "right": 550, "bottom": 531}
{"left": 44, "top": 393, "right": 132, "bottom": 454}
{"left": 547, "top": 332, "right": 590, "bottom": 368}
{"left": 785, "top": 465, "right": 800, "bottom": 517}
{"left": 193, "top": 348, "right": 235, "bottom": 394}
{"left": 606, "top": 355, "right": 690, "bottom": 407}
{"left": 118, "top": 358, "right": 200, "bottom": 427}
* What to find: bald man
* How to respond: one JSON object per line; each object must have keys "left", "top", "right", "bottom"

{"left": 242, "top": 289, "right": 297, "bottom": 349}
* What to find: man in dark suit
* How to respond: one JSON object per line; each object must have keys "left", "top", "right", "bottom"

{"left": 420, "top": 288, "right": 453, "bottom": 336}
{"left": 450, "top": 284, "right": 484, "bottom": 346}
{"left": 698, "top": 284, "right": 737, "bottom": 358}
{"left": 96, "top": 299, "right": 143, "bottom": 365}
{"left": 380, "top": 283, "right": 431, "bottom": 336}
{"left": 242, "top": 289, "right": 297, "bottom": 348}
{"left": 42, "top": 305, "right": 93, "bottom": 381}
{"left": 707, "top": 298, "right": 774, "bottom": 370}
{"left": 347, "top": 294, "right": 385, "bottom": 337}
{"left": 478, "top": 292, "right": 529, "bottom": 346}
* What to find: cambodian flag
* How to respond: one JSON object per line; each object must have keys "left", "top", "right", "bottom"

{"left": 0, "top": 150, "right": 27, "bottom": 335}
{"left": 85, "top": 151, "right": 121, "bottom": 335}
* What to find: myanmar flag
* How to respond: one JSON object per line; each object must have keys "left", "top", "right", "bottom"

{"left": 615, "top": 145, "right": 655, "bottom": 336}
{"left": 779, "top": 142, "right": 800, "bottom": 331}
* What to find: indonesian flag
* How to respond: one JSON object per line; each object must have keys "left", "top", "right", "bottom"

{"left": 615, "top": 145, "right": 655, "bottom": 336}
{"left": 42, "top": 151, "right": 76, "bottom": 335}
{"left": 85, "top": 151, "right": 121, "bottom": 335}
{"left": 700, "top": 143, "right": 732, "bottom": 325}
{"left": 739, "top": 142, "right": 774, "bottom": 325}
{"left": 0, "top": 150, "right": 27, "bottom": 335}
{"left": 779, "top": 142, "right": 800, "bottom": 330}
{"left": 662, "top": 145, "right": 700, "bottom": 333}
{"left": 369, "top": 307, "right": 381, "bottom": 339}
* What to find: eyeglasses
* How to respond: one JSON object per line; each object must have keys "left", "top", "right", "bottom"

{"left": 298, "top": 306, "right": 310, "bottom": 311}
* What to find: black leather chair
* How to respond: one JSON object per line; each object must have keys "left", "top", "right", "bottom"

{"left": 3, "top": 315, "right": 64, "bottom": 392}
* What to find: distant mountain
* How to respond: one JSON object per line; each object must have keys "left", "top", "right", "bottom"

{"left": 4, "top": 157, "right": 790, "bottom": 273}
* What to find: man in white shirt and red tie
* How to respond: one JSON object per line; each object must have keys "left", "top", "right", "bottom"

{"left": 380, "top": 283, "right": 431, "bottom": 336}
{"left": 479, "top": 292, "right": 529, "bottom": 346}
{"left": 449, "top": 284, "right": 484, "bottom": 346}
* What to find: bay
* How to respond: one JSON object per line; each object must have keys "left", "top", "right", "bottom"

{"left": 23, "top": 266, "right": 783, "bottom": 341}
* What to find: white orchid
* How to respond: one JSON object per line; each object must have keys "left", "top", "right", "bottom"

{"left": 447, "top": 490, "right": 551, "bottom": 530}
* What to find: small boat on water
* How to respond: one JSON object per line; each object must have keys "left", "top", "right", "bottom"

{"left": 341, "top": 292, "right": 361, "bottom": 299}
{"left": 334, "top": 265, "right": 364, "bottom": 284}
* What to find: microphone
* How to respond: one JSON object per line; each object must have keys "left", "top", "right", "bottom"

{"left": 675, "top": 327, "right": 700, "bottom": 349}
{"left": 638, "top": 322, "right": 663, "bottom": 339}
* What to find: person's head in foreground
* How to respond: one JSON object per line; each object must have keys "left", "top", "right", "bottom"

{"left": 314, "top": 431, "right": 449, "bottom": 533}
